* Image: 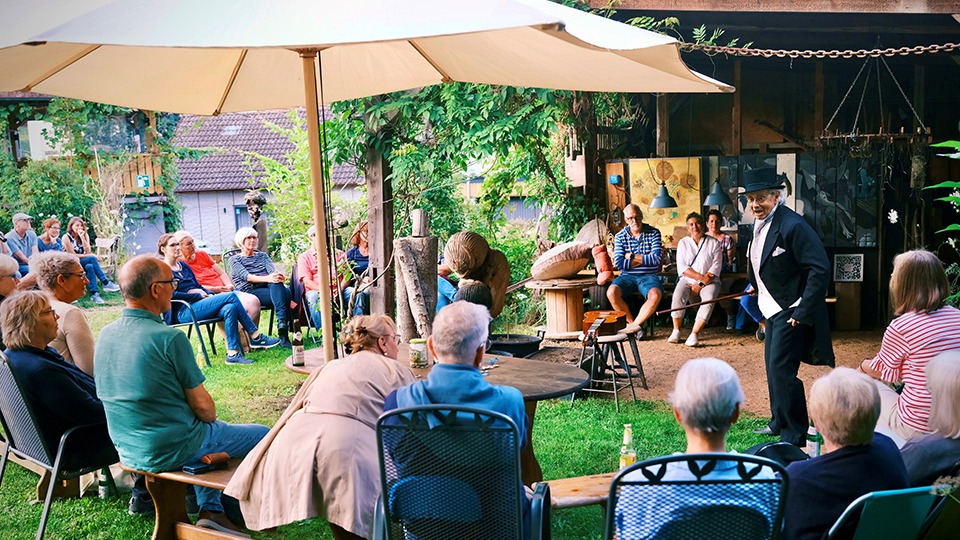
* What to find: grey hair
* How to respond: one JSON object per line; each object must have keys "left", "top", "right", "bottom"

{"left": 0, "top": 253, "right": 18, "bottom": 276}
{"left": 431, "top": 301, "right": 491, "bottom": 365}
{"left": 0, "top": 290, "right": 49, "bottom": 349}
{"left": 118, "top": 255, "right": 165, "bottom": 302}
{"left": 234, "top": 227, "right": 258, "bottom": 248}
{"left": 809, "top": 367, "right": 880, "bottom": 447}
{"left": 668, "top": 358, "right": 744, "bottom": 434}
{"left": 30, "top": 251, "right": 83, "bottom": 292}
{"left": 925, "top": 351, "right": 960, "bottom": 438}
{"left": 173, "top": 230, "right": 193, "bottom": 242}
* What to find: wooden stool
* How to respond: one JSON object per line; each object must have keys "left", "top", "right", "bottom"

{"left": 576, "top": 332, "right": 637, "bottom": 413}
{"left": 620, "top": 325, "right": 648, "bottom": 390}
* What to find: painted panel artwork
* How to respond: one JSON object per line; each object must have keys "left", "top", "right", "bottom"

{"left": 628, "top": 157, "right": 702, "bottom": 239}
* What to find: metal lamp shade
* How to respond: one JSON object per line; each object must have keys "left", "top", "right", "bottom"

{"left": 649, "top": 182, "right": 679, "bottom": 209}
{"left": 703, "top": 182, "right": 732, "bottom": 206}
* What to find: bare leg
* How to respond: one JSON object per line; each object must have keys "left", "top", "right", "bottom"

{"left": 606, "top": 285, "right": 634, "bottom": 323}
{"left": 635, "top": 288, "right": 662, "bottom": 325}
{"left": 691, "top": 318, "right": 708, "bottom": 334}
{"left": 672, "top": 316, "right": 683, "bottom": 331}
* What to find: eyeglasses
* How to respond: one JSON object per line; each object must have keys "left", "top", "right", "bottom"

{"left": 1, "top": 274, "right": 17, "bottom": 279}
{"left": 40, "top": 308, "right": 58, "bottom": 318}
{"left": 153, "top": 278, "right": 181, "bottom": 289}
{"left": 64, "top": 272, "right": 87, "bottom": 279}
{"left": 381, "top": 334, "right": 401, "bottom": 344}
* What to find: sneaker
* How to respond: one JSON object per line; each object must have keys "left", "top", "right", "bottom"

{"left": 248, "top": 333, "right": 281, "bottom": 349}
{"left": 91, "top": 292, "right": 105, "bottom": 305}
{"left": 667, "top": 329, "right": 681, "bottom": 344}
{"left": 196, "top": 511, "right": 251, "bottom": 538}
{"left": 756, "top": 327, "right": 766, "bottom": 342}
{"left": 102, "top": 281, "right": 121, "bottom": 292}
{"left": 685, "top": 333, "right": 699, "bottom": 347}
{"left": 128, "top": 495, "right": 155, "bottom": 517}
{"left": 225, "top": 353, "right": 254, "bottom": 365}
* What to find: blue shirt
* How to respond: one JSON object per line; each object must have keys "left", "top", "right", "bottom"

{"left": 346, "top": 246, "right": 369, "bottom": 283}
{"left": 613, "top": 224, "right": 662, "bottom": 275}
{"left": 37, "top": 236, "right": 64, "bottom": 252}
{"left": 6, "top": 229, "right": 38, "bottom": 259}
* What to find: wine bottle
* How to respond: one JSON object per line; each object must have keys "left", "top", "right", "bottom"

{"left": 619, "top": 424, "right": 636, "bottom": 469}
{"left": 291, "top": 312, "right": 305, "bottom": 367}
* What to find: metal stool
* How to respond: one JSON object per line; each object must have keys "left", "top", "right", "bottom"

{"left": 620, "top": 325, "right": 648, "bottom": 390}
{"left": 576, "top": 331, "right": 637, "bottom": 413}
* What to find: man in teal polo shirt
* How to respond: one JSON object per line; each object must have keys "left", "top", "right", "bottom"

{"left": 95, "top": 255, "right": 267, "bottom": 537}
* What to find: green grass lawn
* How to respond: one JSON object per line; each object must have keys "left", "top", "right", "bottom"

{"left": 0, "top": 303, "right": 772, "bottom": 539}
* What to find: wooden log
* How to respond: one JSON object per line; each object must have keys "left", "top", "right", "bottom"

{"left": 411, "top": 209, "right": 429, "bottom": 237}
{"left": 393, "top": 236, "right": 438, "bottom": 340}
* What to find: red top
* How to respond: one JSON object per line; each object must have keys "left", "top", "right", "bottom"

{"left": 297, "top": 248, "right": 346, "bottom": 294}
{"left": 181, "top": 250, "right": 223, "bottom": 288}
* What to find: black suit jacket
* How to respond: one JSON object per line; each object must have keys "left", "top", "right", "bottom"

{"left": 747, "top": 205, "right": 835, "bottom": 366}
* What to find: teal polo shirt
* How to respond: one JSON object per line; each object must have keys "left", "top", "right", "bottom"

{"left": 94, "top": 308, "right": 206, "bottom": 472}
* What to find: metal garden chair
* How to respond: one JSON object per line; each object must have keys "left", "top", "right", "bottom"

{"left": 825, "top": 485, "right": 939, "bottom": 540}
{"left": 374, "top": 405, "right": 550, "bottom": 540}
{"left": 606, "top": 453, "right": 788, "bottom": 540}
{"left": 222, "top": 247, "right": 276, "bottom": 335}
{"left": 0, "top": 352, "right": 119, "bottom": 540}
{"left": 169, "top": 298, "right": 220, "bottom": 367}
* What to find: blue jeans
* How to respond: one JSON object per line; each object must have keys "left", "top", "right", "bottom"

{"left": 305, "top": 289, "right": 323, "bottom": 328}
{"left": 249, "top": 283, "right": 290, "bottom": 329}
{"left": 736, "top": 284, "right": 764, "bottom": 329}
{"left": 187, "top": 420, "right": 269, "bottom": 513}
{"left": 80, "top": 255, "right": 109, "bottom": 293}
{"left": 178, "top": 293, "right": 257, "bottom": 352}
{"left": 611, "top": 273, "right": 663, "bottom": 299}
{"left": 343, "top": 286, "right": 369, "bottom": 316}
{"left": 17, "top": 263, "right": 29, "bottom": 277}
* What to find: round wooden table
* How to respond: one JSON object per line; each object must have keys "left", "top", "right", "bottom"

{"left": 525, "top": 276, "right": 598, "bottom": 340}
{"left": 286, "top": 344, "right": 590, "bottom": 485}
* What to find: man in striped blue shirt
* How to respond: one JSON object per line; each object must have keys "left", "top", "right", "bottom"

{"left": 607, "top": 204, "right": 663, "bottom": 332}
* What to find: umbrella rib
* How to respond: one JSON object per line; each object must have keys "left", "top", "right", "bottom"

{"left": 214, "top": 49, "right": 248, "bottom": 115}
{"left": 408, "top": 40, "right": 452, "bottom": 83}
{"left": 22, "top": 44, "right": 100, "bottom": 92}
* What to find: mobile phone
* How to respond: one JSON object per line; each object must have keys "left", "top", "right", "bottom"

{"left": 182, "top": 462, "right": 213, "bottom": 475}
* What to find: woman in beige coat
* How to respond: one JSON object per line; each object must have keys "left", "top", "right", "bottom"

{"left": 225, "top": 314, "right": 416, "bottom": 539}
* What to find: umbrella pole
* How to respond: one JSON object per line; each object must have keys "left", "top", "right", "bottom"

{"left": 300, "top": 50, "right": 335, "bottom": 362}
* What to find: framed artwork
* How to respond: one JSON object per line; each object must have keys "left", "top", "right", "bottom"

{"left": 834, "top": 254, "right": 864, "bottom": 282}
{"left": 628, "top": 157, "right": 701, "bottom": 241}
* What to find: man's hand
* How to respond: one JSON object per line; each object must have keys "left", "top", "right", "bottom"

{"left": 787, "top": 318, "right": 799, "bottom": 327}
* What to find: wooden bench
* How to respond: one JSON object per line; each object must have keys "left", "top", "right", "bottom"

{"left": 122, "top": 462, "right": 242, "bottom": 540}
{"left": 546, "top": 472, "right": 615, "bottom": 510}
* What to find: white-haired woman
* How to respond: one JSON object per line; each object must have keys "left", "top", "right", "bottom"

{"left": 30, "top": 251, "right": 96, "bottom": 375}
{"left": 225, "top": 315, "right": 416, "bottom": 539}
{"left": 900, "top": 351, "right": 960, "bottom": 486}
{"left": 782, "top": 368, "right": 909, "bottom": 540}
{"left": 229, "top": 227, "right": 292, "bottom": 346}
{"left": 0, "top": 253, "right": 20, "bottom": 350}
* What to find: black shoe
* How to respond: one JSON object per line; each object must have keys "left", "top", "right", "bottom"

{"left": 753, "top": 426, "right": 779, "bottom": 436}
{"left": 129, "top": 495, "right": 155, "bottom": 516}
{"left": 756, "top": 327, "right": 765, "bottom": 342}
{"left": 278, "top": 338, "right": 292, "bottom": 348}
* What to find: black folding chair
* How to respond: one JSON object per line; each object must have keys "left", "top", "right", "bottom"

{"left": 374, "top": 405, "right": 549, "bottom": 540}
{"left": 0, "top": 352, "right": 119, "bottom": 540}
{"left": 606, "top": 453, "right": 788, "bottom": 540}
{"left": 168, "top": 299, "right": 220, "bottom": 366}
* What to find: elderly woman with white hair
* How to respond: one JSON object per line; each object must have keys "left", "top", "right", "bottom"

{"left": 229, "top": 227, "right": 292, "bottom": 346}
{"left": 900, "top": 351, "right": 960, "bottom": 486}
{"left": 782, "top": 367, "right": 909, "bottom": 540}
{"left": 30, "top": 251, "right": 97, "bottom": 375}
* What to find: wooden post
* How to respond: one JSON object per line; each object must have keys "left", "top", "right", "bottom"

{"left": 411, "top": 209, "right": 428, "bottom": 237}
{"left": 814, "top": 62, "right": 824, "bottom": 135}
{"left": 913, "top": 65, "right": 925, "bottom": 132}
{"left": 366, "top": 143, "right": 396, "bottom": 318}
{"left": 731, "top": 60, "right": 742, "bottom": 156}
{"left": 394, "top": 236, "right": 438, "bottom": 341}
{"left": 656, "top": 94, "right": 669, "bottom": 157}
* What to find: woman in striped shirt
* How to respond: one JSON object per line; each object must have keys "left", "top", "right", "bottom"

{"left": 861, "top": 249, "right": 960, "bottom": 443}
{"left": 230, "top": 227, "right": 292, "bottom": 347}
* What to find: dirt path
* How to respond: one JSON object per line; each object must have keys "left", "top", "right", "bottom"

{"left": 542, "top": 327, "right": 884, "bottom": 416}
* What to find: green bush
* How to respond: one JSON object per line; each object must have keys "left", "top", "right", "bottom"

{"left": 18, "top": 159, "right": 96, "bottom": 226}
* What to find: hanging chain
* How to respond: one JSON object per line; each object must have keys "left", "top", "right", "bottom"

{"left": 680, "top": 42, "right": 960, "bottom": 58}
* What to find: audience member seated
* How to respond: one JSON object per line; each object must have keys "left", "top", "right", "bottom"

{"left": 158, "top": 234, "right": 280, "bottom": 365}
{"left": 607, "top": 204, "right": 663, "bottom": 336}
{"left": 58, "top": 217, "right": 120, "bottom": 304}
{"left": 230, "top": 227, "right": 292, "bottom": 347}
{"left": 7, "top": 212, "right": 38, "bottom": 277}
{"left": 900, "top": 351, "right": 960, "bottom": 486}
{"left": 667, "top": 212, "right": 722, "bottom": 347}
{"left": 0, "top": 253, "right": 19, "bottom": 350}
{"left": 96, "top": 255, "right": 268, "bottom": 536}
{"left": 175, "top": 230, "right": 260, "bottom": 324}
{"left": 782, "top": 367, "right": 909, "bottom": 540}
{"left": 31, "top": 251, "right": 97, "bottom": 376}
{"left": 0, "top": 290, "right": 117, "bottom": 470}
{"left": 436, "top": 261, "right": 458, "bottom": 312}
{"left": 344, "top": 220, "right": 371, "bottom": 316}
{"left": 297, "top": 225, "right": 348, "bottom": 328}
{"left": 860, "top": 249, "right": 960, "bottom": 443}
{"left": 224, "top": 314, "right": 416, "bottom": 539}
{"left": 617, "top": 358, "right": 773, "bottom": 537}
{"left": 37, "top": 217, "right": 64, "bottom": 252}
{"left": 706, "top": 209, "right": 738, "bottom": 330}
{"left": 736, "top": 284, "right": 766, "bottom": 341}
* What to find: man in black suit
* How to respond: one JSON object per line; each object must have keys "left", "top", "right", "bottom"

{"left": 744, "top": 167, "right": 834, "bottom": 447}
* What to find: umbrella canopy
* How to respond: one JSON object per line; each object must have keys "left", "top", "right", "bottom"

{"left": 0, "top": 0, "right": 733, "bottom": 361}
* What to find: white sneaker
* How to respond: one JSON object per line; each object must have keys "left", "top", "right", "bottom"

{"left": 685, "top": 333, "right": 699, "bottom": 347}
{"left": 667, "top": 329, "right": 681, "bottom": 344}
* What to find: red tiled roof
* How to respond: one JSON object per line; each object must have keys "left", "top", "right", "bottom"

{"left": 0, "top": 91, "right": 52, "bottom": 100}
{"left": 173, "top": 109, "right": 362, "bottom": 193}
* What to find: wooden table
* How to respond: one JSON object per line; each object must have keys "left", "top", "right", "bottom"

{"left": 286, "top": 345, "right": 590, "bottom": 485}
{"left": 525, "top": 275, "right": 598, "bottom": 339}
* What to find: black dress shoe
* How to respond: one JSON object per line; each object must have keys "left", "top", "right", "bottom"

{"left": 752, "top": 426, "right": 779, "bottom": 436}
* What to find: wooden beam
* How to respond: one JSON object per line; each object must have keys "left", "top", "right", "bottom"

{"left": 731, "top": 60, "right": 741, "bottom": 156}
{"left": 656, "top": 94, "right": 669, "bottom": 157}
{"left": 366, "top": 144, "right": 396, "bottom": 318}
{"left": 587, "top": 0, "right": 960, "bottom": 13}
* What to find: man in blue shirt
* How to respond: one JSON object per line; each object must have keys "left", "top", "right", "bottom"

{"left": 7, "top": 213, "right": 38, "bottom": 277}
{"left": 607, "top": 204, "right": 663, "bottom": 334}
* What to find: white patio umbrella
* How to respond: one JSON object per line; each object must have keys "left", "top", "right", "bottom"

{"left": 0, "top": 0, "right": 733, "bottom": 361}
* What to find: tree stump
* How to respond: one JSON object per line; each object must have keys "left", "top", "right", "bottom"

{"left": 394, "top": 236, "right": 438, "bottom": 341}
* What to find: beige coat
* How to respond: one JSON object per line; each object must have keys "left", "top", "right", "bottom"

{"left": 224, "top": 350, "right": 416, "bottom": 537}
{"left": 48, "top": 297, "right": 95, "bottom": 376}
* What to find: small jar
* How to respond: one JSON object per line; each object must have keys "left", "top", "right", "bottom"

{"left": 409, "top": 338, "right": 428, "bottom": 368}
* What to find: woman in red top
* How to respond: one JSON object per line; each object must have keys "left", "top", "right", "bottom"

{"left": 174, "top": 231, "right": 261, "bottom": 325}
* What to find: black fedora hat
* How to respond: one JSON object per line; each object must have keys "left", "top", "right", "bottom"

{"left": 740, "top": 167, "right": 784, "bottom": 194}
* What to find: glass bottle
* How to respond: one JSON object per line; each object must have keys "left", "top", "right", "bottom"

{"left": 619, "top": 424, "right": 636, "bottom": 469}
{"left": 291, "top": 313, "right": 305, "bottom": 367}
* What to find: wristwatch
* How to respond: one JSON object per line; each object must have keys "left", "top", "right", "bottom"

{"left": 698, "top": 281, "right": 705, "bottom": 287}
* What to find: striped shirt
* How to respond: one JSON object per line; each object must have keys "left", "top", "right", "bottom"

{"left": 230, "top": 251, "right": 276, "bottom": 293}
{"left": 612, "top": 224, "right": 662, "bottom": 275}
{"left": 868, "top": 305, "right": 960, "bottom": 433}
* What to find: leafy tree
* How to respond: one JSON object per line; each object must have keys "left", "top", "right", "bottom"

{"left": 18, "top": 159, "right": 96, "bottom": 225}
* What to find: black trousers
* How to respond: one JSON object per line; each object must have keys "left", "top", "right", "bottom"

{"left": 764, "top": 308, "right": 810, "bottom": 447}
{"left": 249, "top": 283, "right": 290, "bottom": 330}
